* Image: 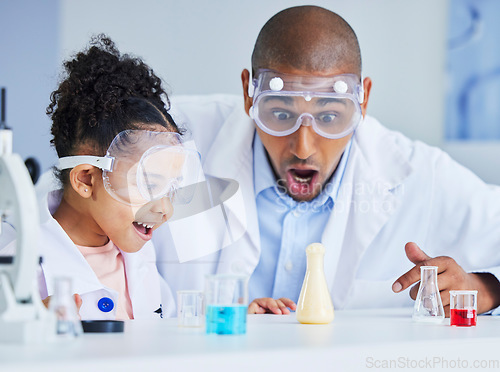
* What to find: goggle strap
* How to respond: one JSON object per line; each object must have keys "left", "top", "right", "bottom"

{"left": 248, "top": 81, "right": 255, "bottom": 98}
{"left": 58, "top": 155, "right": 114, "bottom": 171}
{"left": 358, "top": 82, "right": 364, "bottom": 104}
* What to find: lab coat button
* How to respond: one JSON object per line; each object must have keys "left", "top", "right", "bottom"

{"left": 285, "top": 261, "right": 293, "bottom": 271}
{"left": 292, "top": 209, "right": 301, "bottom": 217}
{"left": 98, "top": 297, "right": 114, "bottom": 312}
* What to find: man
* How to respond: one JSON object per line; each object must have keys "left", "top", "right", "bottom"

{"left": 155, "top": 5, "right": 500, "bottom": 316}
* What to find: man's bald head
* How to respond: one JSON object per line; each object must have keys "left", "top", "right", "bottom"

{"left": 251, "top": 6, "right": 361, "bottom": 77}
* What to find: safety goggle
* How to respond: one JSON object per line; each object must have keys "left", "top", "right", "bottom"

{"left": 249, "top": 69, "right": 364, "bottom": 139}
{"left": 58, "top": 130, "right": 201, "bottom": 206}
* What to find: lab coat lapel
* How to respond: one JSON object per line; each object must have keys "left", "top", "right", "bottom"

{"left": 322, "top": 117, "right": 413, "bottom": 309}
{"left": 321, "top": 168, "right": 353, "bottom": 304}
{"left": 121, "top": 243, "right": 161, "bottom": 319}
{"left": 40, "top": 218, "right": 103, "bottom": 296}
{"left": 202, "top": 106, "right": 261, "bottom": 275}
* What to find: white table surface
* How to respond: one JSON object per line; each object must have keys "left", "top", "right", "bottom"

{"left": 1, "top": 308, "right": 499, "bottom": 372}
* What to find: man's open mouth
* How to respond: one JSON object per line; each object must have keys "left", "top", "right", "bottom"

{"left": 286, "top": 168, "right": 319, "bottom": 199}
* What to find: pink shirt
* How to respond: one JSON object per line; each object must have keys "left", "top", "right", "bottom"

{"left": 76, "top": 240, "right": 134, "bottom": 320}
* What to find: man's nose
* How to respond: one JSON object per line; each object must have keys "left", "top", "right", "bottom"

{"left": 290, "top": 121, "right": 317, "bottom": 160}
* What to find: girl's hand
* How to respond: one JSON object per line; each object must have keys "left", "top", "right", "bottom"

{"left": 42, "top": 293, "right": 83, "bottom": 317}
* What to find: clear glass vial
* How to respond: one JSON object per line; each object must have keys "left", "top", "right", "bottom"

{"left": 49, "top": 277, "right": 83, "bottom": 338}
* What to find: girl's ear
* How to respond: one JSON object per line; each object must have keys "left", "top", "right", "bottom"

{"left": 69, "top": 165, "right": 97, "bottom": 198}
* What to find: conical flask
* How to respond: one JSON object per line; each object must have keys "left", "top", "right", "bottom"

{"left": 49, "top": 277, "right": 83, "bottom": 338}
{"left": 412, "top": 266, "right": 444, "bottom": 323}
{"left": 296, "top": 243, "right": 334, "bottom": 324}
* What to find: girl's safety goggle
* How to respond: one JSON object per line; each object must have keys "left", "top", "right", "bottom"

{"left": 249, "top": 69, "right": 364, "bottom": 139}
{"left": 58, "top": 130, "right": 201, "bottom": 206}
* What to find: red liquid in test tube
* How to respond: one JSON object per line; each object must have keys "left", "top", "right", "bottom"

{"left": 450, "top": 308, "right": 477, "bottom": 326}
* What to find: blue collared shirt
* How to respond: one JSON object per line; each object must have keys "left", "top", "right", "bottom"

{"left": 249, "top": 134, "right": 352, "bottom": 303}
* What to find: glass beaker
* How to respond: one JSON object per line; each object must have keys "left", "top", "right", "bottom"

{"left": 204, "top": 274, "right": 248, "bottom": 335}
{"left": 177, "top": 290, "right": 205, "bottom": 328}
{"left": 49, "top": 277, "right": 83, "bottom": 338}
{"left": 450, "top": 290, "right": 477, "bottom": 327}
{"left": 412, "top": 266, "right": 444, "bottom": 323}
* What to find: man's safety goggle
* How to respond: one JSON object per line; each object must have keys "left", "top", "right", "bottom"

{"left": 58, "top": 130, "right": 201, "bottom": 206}
{"left": 249, "top": 69, "right": 364, "bottom": 139}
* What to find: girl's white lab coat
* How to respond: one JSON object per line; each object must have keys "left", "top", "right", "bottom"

{"left": 35, "top": 191, "right": 175, "bottom": 319}
{"left": 154, "top": 94, "right": 500, "bottom": 313}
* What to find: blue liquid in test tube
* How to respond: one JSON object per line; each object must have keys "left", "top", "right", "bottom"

{"left": 206, "top": 304, "right": 247, "bottom": 335}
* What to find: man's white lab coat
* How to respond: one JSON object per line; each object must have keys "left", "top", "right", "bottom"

{"left": 154, "top": 94, "right": 500, "bottom": 312}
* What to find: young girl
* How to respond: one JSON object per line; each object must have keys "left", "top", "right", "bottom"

{"left": 35, "top": 35, "right": 199, "bottom": 320}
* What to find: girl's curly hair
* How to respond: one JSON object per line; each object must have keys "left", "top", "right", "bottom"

{"left": 47, "top": 34, "right": 179, "bottom": 186}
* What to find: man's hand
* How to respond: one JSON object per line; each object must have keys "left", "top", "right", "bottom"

{"left": 392, "top": 242, "right": 500, "bottom": 316}
{"left": 247, "top": 297, "right": 297, "bottom": 314}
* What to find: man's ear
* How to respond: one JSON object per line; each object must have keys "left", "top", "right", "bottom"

{"left": 241, "top": 69, "right": 253, "bottom": 116}
{"left": 69, "top": 165, "right": 96, "bottom": 198}
{"left": 360, "top": 77, "right": 372, "bottom": 118}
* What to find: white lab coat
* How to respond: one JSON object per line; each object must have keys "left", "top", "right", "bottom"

{"left": 154, "top": 94, "right": 500, "bottom": 313}
{"left": 4, "top": 190, "right": 175, "bottom": 319}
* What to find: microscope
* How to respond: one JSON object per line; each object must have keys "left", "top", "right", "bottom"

{"left": 0, "top": 87, "right": 51, "bottom": 342}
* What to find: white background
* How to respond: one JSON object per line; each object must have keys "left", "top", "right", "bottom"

{"left": 2, "top": 0, "right": 500, "bottom": 184}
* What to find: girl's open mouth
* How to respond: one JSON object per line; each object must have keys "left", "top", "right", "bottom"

{"left": 132, "top": 221, "right": 155, "bottom": 240}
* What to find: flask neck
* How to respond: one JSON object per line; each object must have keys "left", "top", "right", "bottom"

{"left": 420, "top": 267, "right": 438, "bottom": 284}
{"left": 306, "top": 252, "right": 325, "bottom": 271}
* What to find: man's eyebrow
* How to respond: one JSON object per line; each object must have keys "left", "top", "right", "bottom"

{"left": 261, "top": 96, "right": 348, "bottom": 107}
{"left": 262, "top": 96, "right": 294, "bottom": 105}
{"left": 316, "top": 97, "right": 347, "bottom": 107}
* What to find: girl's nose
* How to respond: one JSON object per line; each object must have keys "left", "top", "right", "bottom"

{"left": 151, "top": 197, "right": 174, "bottom": 220}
